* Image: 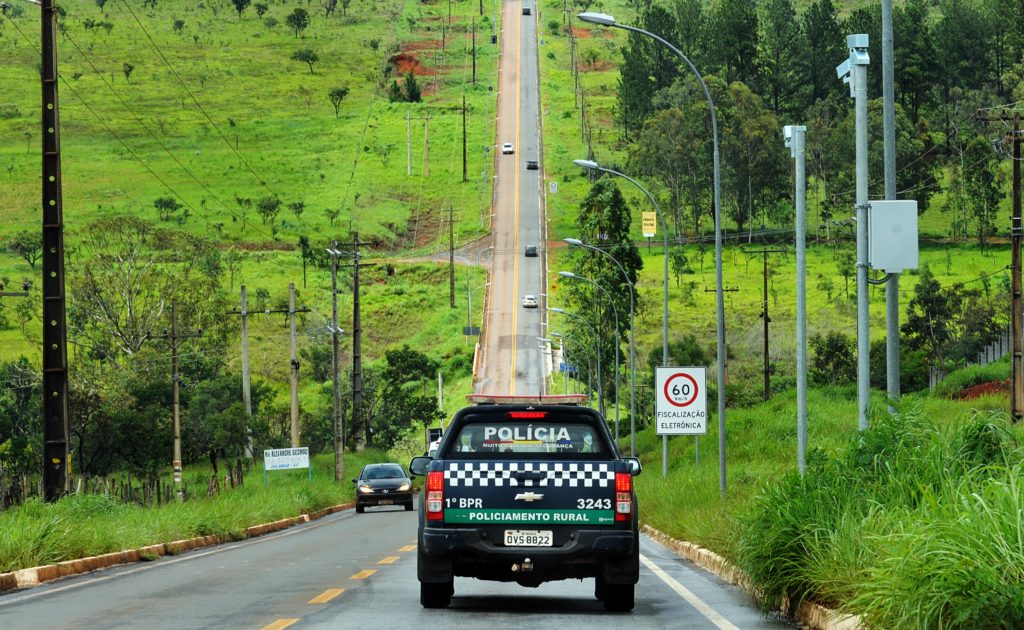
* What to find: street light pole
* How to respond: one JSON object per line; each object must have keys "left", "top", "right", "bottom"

{"left": 575, "top": 14, "right": 726, "bottom": 494}
{"left": 565, "top": 238, "right": 637, "bottom": 456}
{"left": 785, "top": 125, "right": 808, "bottom": 474}
{"left": 574, "top": 159, "right": 673, "bottom": 476}
{"left": 550, "top": 308, "right": 602, "bottom": 406}
{"left": 559, "top": 271, "right": 621, "bottom": 444}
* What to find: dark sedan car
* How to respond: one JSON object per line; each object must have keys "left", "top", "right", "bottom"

{"left": 353, "top": 463, "right": 414, "bottom": 513}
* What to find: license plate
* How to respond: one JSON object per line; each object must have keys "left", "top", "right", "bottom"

{"left": 378, "top": 499, "right": 393, "bottom": 505}
{"left": 504, "top": 530, "right": 553, "bottom": 547}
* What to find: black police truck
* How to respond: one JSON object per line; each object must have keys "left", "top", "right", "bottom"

{"left": 408, "top": 395, "right": 642, "bottom": 611}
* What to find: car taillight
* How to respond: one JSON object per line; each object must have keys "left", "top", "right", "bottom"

{"left": 426, "top": 471, "right": 444, "bottom": 521}
{"left": 615, "top": 472, "right": 632, "bottom": 522}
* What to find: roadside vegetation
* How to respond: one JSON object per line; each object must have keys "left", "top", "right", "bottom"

{"left": 0, "top": 450, "right": 385, "bottom": 573}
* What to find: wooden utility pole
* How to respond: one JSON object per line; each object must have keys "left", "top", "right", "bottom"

{"left": 424, "top": 111, "right": 430, "bottom": 177}
{"left": 406, "top": 106, "right": 412, "bottom": 176}
{"left": 471, "top": 20, "right": 477, "bottom": 84}
{"left": 747, "top": 248, "right": 786, "bottom": 401}
{"left": 981, "top": 113, "right": 1022, "bottom": 421}
{"left": 448, "top": 206, "right": 456, "bottom": 308}
{"left": 149, "top": 302, "right": 202, "bottom": 500}
{"left": 331, "top": 235, "right": 375, "bottom": 448}
{"left": 326, "top": 242, "right": 345, "bottom": 479}
{"left": 239, "top": 286, "right": 253, "bottom": 457}
{"left": 462, "top": 95, "right": 468, "bottom": 183}
{"left": 39, "top": 0, "right": 70, "bottom": 502}
{"left": 288, "top": 283, "right": 311, "bottom": 447}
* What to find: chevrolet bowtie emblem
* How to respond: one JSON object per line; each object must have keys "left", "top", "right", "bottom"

{"left": 514, "top": 492, "right": 544, "bottom": 502}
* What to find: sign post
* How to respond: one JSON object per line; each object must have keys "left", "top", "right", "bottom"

{"left": 654, "top": 367, "right": 708, "bottom": 477}
{"left": 263, "top": 447, "right": 312, "bottom": 484}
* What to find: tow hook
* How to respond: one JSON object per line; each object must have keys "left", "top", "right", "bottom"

{"left": 511, "top": 558, "right": 534, "bottom": 573}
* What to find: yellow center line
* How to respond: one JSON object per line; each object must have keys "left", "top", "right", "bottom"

{"left": 260, "top": 619, "right": 299, "bottom": 630}
{"left": 509, "top": 0, "right": 523, "bottom": 395}
{"left": 308, "top": 588, "right": 345, "bottom": 604}
{"left": 399, "top": 545, "right": 417, "bottom": 552}
{"left": 377, "top": 556, "right": 400, "bottom": 565}
{"left": 350, "top": 569, "right": 377, "bottom": 580}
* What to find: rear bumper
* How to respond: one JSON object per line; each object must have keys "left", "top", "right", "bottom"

{"left": 419, "top": 526, "right": 638, "bottom": 584}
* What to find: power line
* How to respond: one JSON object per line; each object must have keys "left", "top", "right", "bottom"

{"left": 56, "top": 24, "right": 275, "bottom": 241}
{"left": 116, "top": 0, "right": 315, "bottom": 232}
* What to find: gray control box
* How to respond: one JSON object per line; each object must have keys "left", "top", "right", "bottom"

{"left": 868, "top": 200, "right": 919, "bottom": 273}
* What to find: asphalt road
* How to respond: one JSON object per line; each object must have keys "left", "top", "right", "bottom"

{"left": 476, "top": 0, "right": 546, "bottom": 397}
{"left": 0, "top": 503, "right": 791, "bottom": 629}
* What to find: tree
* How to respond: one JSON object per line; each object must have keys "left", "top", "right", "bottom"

{"left": 256, "top": 195, "right": 282, "bottom": 226}
{"left": 291, "top": 48, "right": 319, "bottom": 74}
{"left": 615, "top": 5, "right": 680, "bottom": 139}
{"left": 5, "top": 230, "right": 42, "bottom": 270}
{"left": 566, "top": 177, "right": 643, "bottom": 412}
{"left": 153, "top": 196, "right": 182, "bottom": 222}
{"left": 404, "top": 71, "right": 422, "bottom": 102}
{"left": 644, "top": 335, "right": 709, "bottom": 373}
{"left": 0, "top": 358, "right": 42, "bottom": 490}
{"left": 709, "top": 0, "right": 759, "bottom": 85}
{"left": 669, "top": 247, "right": 691, "bottom": 287}
{"left": 299, "top": 343, "right": 333, "bottom": 382}
{"left": 368, "top": 346, "right": 443, "bottom": 450}
{"left": 232, "top": 0, "right": 251, "bottom": 18}
{"left": 288, "top": 200, "right": 306, "bottom": 220}
{"left": 122, "top": 62, "right": 135, "bottom": 83}
{"left": 809, "top": 332, "right": 856, "bottom": 386}
{"left": 340, "top": 0, "right": 351, "bottom": 16}
{"left": 799, "top": 0, "right": 845, "bottom": 109}
{"left": 324, "top": 0, "right": 337, "bottom": 17}
{"left": 328, "top": 86, "right": 350, "bottom": 118}
{"left": 962, "top": 134, "right": 1004, "bottom": 249}
{"left": 286, "top": 7, "right": 310, "bottom": 37}
{"left": 757, "top": 0, "right": 802, "bottom": 116}
{"left": 67, "top": 217, "right": 230, "bottom": 360}
{"left": 255, "top": 3, "right": 268, "bottom": 18}
{"left": 901, "top": 265, "right": 955, "bottom": 366}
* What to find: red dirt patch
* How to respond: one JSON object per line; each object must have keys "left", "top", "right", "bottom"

{"left": 571, "top": 26, "right": 594, "bottom": 38}
{"left": 389, "top": 53, "right": 435, "bottom": 76}
{"left": 958, "top": 379, "right": 1009, "bottom": 399}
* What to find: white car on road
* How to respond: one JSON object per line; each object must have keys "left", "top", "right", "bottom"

{"left": 501, "top": 142, "right": 514, "bottom": 154}
{"left": 521, "top": 294, "right": 538, "bottom": 309}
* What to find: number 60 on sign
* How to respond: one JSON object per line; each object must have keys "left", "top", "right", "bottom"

{"left": 654, "top": 367, "right": 708, "bottom": 435}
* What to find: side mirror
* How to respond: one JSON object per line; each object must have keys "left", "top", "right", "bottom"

{"left": 624, "top": 457, "right": 642, "bottom": 476}
{"left": 351, "top": 478, "right": 357, "bottom": 483}
{"left": 409, "top": 456, "right": 432, "bottom": 477}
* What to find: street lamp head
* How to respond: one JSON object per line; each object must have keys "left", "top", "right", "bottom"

{"left": 573, "top": 159, "right": 601, "bottom": 170}
{"left": 564, "top": 237, "right": 584, "bottom": 246}
{"left": 536, "top": 336, "right": 552, "bottom": 343}
{"left": 558, "top": 271, "right": 576, "bottom": 278}
{"left": 577, "top": 12, "right": 616, "bottom": 26}
{"left": 550, "top": 331, "right": 564, "bottom": 338}
{"left": 549, "top": 307, "right": 566, "bottom": 314}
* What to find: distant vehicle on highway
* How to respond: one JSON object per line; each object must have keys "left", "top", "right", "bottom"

{"left": 524, "top": 245, "right": 538, "bottom": 257}
{"left": 526, "top": 159, "right": 539, "bottom": 170}
{"left": 521, "top": 294, "right": 538, "bottom": 308}
{"left": 522, "top": 6, "right": 531, "bottom": 14}
{"left": 353, "top": 463, "right": 414, "bottom": 513}
{"left": 409, "top": 395, "right": 643, "bottom": 611}
{"left": 502, "top": 142, "right": 515, "bottom": 154}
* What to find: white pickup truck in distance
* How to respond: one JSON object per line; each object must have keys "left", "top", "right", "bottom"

{"left": 409, "top": 395, "right": 642, "bottom": 611}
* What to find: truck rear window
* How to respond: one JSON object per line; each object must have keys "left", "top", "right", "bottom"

{"left": 445, "top": 412, "right": 608, "bottom": 459}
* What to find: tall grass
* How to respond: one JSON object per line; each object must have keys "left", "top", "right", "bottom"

{"left": 0, "top": 450, "right": 386, "bottom": 573}
{"left": 734, "top": 403, "right": 1023, "bottom": 627}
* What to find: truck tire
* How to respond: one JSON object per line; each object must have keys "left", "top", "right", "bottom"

{"left": 602, "top": 583, "right": 634, "bottom": 612}
{"left": 420, "top": 580, "right": 453, "bottom": 608}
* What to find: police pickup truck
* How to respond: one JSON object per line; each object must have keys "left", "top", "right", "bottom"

{"left": 408, "top": 395, "right": 642, "bottom": 611}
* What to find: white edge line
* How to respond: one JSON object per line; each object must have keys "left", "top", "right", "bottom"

{"left": 640, "top": 553, "right": 741, "bottom": 630}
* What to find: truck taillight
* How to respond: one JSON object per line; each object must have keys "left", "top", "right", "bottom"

{"left": 615, "top": 472, "right": 632, "bottom": 522}
{"left": 426, "top": 471, "right": 444, "bottom": 521}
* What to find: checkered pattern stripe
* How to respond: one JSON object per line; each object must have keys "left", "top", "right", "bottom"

{"left": 444, "top": 462, "right": 615, "bottom": 488}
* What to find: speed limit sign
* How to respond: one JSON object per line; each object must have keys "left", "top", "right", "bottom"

{"left": 655, "top": 367, "right": 707, "bottom": 435}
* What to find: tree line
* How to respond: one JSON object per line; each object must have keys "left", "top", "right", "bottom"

{"left": 611, "top": 0, "right": 1021, "bottom": 242}
{"left": 0, "top": 218, "right": 445, "bottom": 506}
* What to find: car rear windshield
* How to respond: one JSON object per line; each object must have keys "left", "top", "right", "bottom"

{"left": 444, "top": 410, "right": 609, "bottom": 460}
{"left": 363, "top": 465, "right": 406, "bottom": 479}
